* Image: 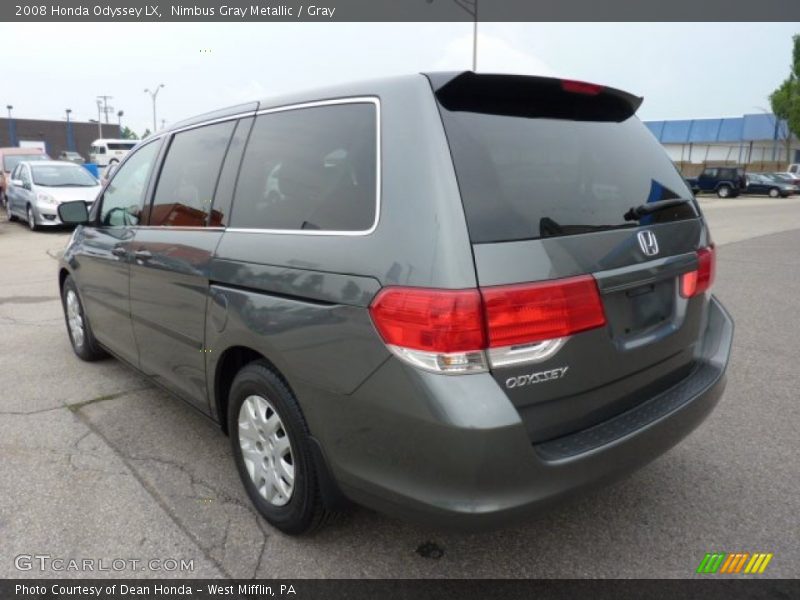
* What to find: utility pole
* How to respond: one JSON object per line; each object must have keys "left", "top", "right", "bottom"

{"left": 96, "top": 95, "right": 114, "bottom": 124}
{"left": 144, "top": 84, "right": 165, "bottom": 132}
{"left": 472, "top": 0, "right": 478, "bottom": 71}
{"left": 427, "top": 1, "right": 478, "bottom": 71}
{"left": 788, "top": 74, "right": 795, "bottom": 165}
{"left": 96, "top": 99, "right": 103, "bottom": 138}
{"left": 117, "top": 110, "right": 124, "bottom": 136}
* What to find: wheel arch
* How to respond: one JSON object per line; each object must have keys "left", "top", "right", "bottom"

{"left": 213, "top": 343, "right": 350, "bottom": 511}
{"left": 58, "top": 267, "right": 71, "bottom": 294}
{"left": 213, "top": 345, "right": 290, "bottom": 436}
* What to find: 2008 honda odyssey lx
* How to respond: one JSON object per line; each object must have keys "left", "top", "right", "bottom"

{"left": 57, "top": 72, "right": 733, "bottom": 534}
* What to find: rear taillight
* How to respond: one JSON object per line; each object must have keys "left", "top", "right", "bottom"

{"left": 482, "top": 276, "right": 606, "bottom": 347}
{"left": 368, "top": 287, "right": 487, "bottom": 374}
{"left": 369, "top": 276, "right": 607, "bottom": 374}
{"left": 680, "top": 246, "right": 716, "bottom": 298}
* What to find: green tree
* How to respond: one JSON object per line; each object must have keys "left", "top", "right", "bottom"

{"left": 769, "top": 34, "right": 800, "bottom": 163}
{"left": 141, "top": 128, "right": 152, "bottom": 139}
{"left": 120, "top": 126, "right": 139, "bottom": 140}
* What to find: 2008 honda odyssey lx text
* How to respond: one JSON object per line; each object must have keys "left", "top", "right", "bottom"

{"left": 57, "top": 72, "right": 733, "bottom": 534}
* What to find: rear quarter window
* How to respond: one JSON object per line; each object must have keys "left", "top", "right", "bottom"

{"left": 229, "top": 102, "right": 377, "bottom": 232}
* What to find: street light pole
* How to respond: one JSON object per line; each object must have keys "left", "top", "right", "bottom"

{"left": 65, "top": 108, "right": 75, "bottom": 152}
{"left": 144, "top": 84, "right": 165, "bottom": 132}
{"left": 6, "top": 105, "right": 16, "bottom": 146}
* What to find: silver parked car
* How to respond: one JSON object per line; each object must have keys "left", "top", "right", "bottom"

{"left": 6, "top": 160, "right": 101, "bottom": 230}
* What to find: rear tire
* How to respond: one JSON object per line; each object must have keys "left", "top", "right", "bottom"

{"left": 61, "top": 276, "right": 108, "bottom": 361}
{"left": 717, "top": 185, "right": 731, "bottom": 199}
{"left": 228, "top": 361, "right": 335, "bottom": 535}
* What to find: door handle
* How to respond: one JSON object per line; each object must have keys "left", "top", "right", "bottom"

{"left": 134, "top": 249, "right": 152, "bottom": 260}
{"left": 111, "top": 246, "right": 127, "bottom": 257}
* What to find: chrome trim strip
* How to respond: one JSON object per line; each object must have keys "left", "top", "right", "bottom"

{"left": 133, "top": 226, "right": 225, "bottom": 231}
{"left": 487, "top": 338, "right": 567, "bottom": 368}
{"left": 166, "top": 110, "right": 257, "bottom": 136}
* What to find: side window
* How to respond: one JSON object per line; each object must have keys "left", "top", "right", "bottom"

{"left": 97, "top": 146, "right": 107, "bottom": 155}
{"left": 230, "top": 102, "right": 377, "bottom": 232}
{"left": 99, "top": 141, "right": 160, "bottom": 227}
{"left": 702, "top": 168, "right": 718, "bottom": 178}
{"left": 149, "top": 120, "right": 235, "bottom": 227}
{"left": 210, "top": 118, "right": 253, "bottom": 227}
{"left": 20, "top": 166, "right": 32, "bottom": 186}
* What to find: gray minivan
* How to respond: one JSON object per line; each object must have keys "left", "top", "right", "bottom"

{"left": 57, "top": 72, "right": 733, "bottom": 534}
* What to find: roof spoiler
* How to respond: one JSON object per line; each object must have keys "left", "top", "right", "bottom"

{"left": 426, "top": 71, "right": 643, "bottom": 123}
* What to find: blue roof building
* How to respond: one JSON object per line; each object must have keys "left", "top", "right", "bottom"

{"left": 643, "top": 113, "right": 799, "bottom": 165}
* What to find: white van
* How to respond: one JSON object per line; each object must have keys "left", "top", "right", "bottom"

{"left": 88, "top": 139, "right": 137, "bottom": 167}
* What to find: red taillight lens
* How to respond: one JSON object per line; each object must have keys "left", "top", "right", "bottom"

{"left": 481, "top": 275, "right": 606, "bottom": 347}
{"left": 680, "top": 246, "right": 716, "bottom": 298}
{"left": 561, "top": 79, "right": 603, "bottom": 95}
{"left": 368, "top": 287, "right": 485, "bottom": 353}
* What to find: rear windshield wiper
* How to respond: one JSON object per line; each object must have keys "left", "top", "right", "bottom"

{"left": 624, "top": 198, "right": 692, "bottom": 222}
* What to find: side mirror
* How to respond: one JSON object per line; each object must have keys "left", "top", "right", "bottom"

{"left": 10, "top": 178, "right": 23, "bottom": 187}
{"left": 58, "top": 200, "right": 90, "bottom": 225}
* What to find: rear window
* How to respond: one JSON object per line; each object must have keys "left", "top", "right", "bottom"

{"left": 436, "top": 82, "right": 697, "bottom": 243}
{"left": 31, "top": 164, "right": 97, "bottom": 187}
{"left": 4, "top": 154, "right": 45, "bottom": 172}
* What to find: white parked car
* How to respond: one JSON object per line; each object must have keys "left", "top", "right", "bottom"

{"left": 6, "top": 161, "right": 101, "bottom": 231}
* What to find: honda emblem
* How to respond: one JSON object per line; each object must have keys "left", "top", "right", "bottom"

{"left": 637, "top": 230, "right": 659, "bottom": 257}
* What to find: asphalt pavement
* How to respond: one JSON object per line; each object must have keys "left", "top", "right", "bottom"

{"left": 0, "top": 196, "right": 798, "bottom": 579}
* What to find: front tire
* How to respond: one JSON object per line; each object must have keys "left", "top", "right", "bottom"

{"left": 769, "top": 188, "right": 780, "bottom": 198}
{"left": 27, "top": 205, "right": 39, "bottom": 231}
{"left": 228, "top": 361, "right": 334, "bottom": 535}
{"left": 61, "top": 276, "right": 108, "bottom": 361}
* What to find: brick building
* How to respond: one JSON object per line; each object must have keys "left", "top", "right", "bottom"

{"left": 0, "top": 117, "right": 121, "bottom": 159}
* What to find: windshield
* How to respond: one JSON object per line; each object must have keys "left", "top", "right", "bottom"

{"left": 31, "top": 164, "right": 98, "bottom": 187}
{"left": 438, "top": 103, "right": 699, "bottom": 243}
{"left": 4, "top": 154, "right": 46, "bottom": 172}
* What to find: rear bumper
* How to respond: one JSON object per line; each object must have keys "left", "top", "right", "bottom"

{"left": 309, "top": 296, "right": 733, "bottom": 530}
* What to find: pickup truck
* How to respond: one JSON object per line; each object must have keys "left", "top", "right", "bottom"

{"left": 686, "top": 167, "right": 747, "bottom": 198}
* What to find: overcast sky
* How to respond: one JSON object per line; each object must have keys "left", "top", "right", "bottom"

{"left": 2, "top": 22, "right": 798, "bottom": 135}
